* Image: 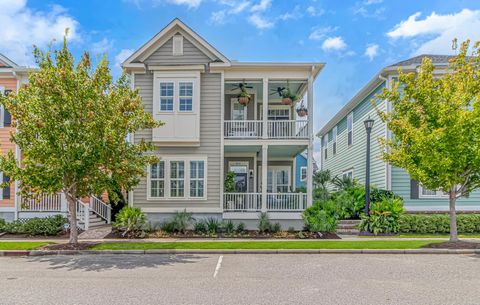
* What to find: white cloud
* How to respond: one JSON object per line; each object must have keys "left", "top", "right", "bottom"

{"left": 114, "top": 48, "right": 135, "bottom": 75}
{"left": 364, "top": 44, "right": 379, "bottom": 61}
{"left": 364, "top": 0, "right": 383, "bottom": 5}
{"left": 209, "top": 1, "right": 250, "bottom": 25}
{"left": 210, "top": 10, "right": 227, "bottom": 24}
{"left": 167, "top": 0, "right": 202, "bottom": 8}
{"left": 387, "top": 9, "right": 480, "bottom": 55}
{"left": 250, "top": 0, "right": 271, "bottom": 12}
{"left": 248, "top": 14, "right": 274, "bottom": 29}
{"left": 91, "top": 38, "right": 114, "bottom": 55}
{"left": 309, "top": 26, "right": 337, "bottom": 41}
{"left": 278, "top": 5, "right": 302, "bottom": 21}
{"left": 0, "top": 0, "right": 80, "bottom": 66}
{"left": 306, "top": 6, "right": 325, "bottom": 17}
{"left": 353, "top": 0, "right": 385, "bottom": 19}
{"left": 321, "top": 36, "right": 347, "bottom": 52}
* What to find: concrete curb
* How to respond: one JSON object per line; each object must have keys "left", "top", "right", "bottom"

{"left": 3, "top": 249, "right": 480, "bottom": 256}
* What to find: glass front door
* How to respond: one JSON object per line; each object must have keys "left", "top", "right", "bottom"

{"left": 260, "top": 166, "right": 291, "bottom": 193}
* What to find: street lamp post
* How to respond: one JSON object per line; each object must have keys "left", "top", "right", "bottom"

{"left": 364, "top": 118, "right": 375, "bottom": 216}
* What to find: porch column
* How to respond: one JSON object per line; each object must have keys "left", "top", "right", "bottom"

{"left": 306, "top": 74, "right": 314, "bottom": 207}
{"left": 262, "top": 78, "right": 269, "bottom": 139}
{"left": 261, "top": 144, "right": 268, "bottom": 212}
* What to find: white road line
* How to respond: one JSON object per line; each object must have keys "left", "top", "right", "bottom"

{"left": 213, "top": 255, "right": 223, "bottom": 278}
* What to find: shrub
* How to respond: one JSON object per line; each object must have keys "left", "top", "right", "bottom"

{"left": 224, "top": 171, "right": 235, "bottom": 192}
{"left": 333, "top": 186, "right": 365, "bottom": 219}
{"left": 0, "top": 218, "right": 6, "bottom": 232}
{"left": 271, "top": 222, "right": 282, "bottom": 233}
{"left": 1, "top": 220, "right": 26, "bottom": 234}
{"left": 287, "top": 226, "right": 296, "bottom": 233}
{"left": 302, "top": 200, "right": 338, "bottom": 233}
{"left": 193, "top": 220, "right": 208, "bottom": 235}
{"left": 398, "top": 214, "right": 480, "bottom": 234}
{"left": 258, "top": 212, "right": 272, "bottom": 233}
{"left": 370, "top": 188, "right": 401, "bottom": 203}
{"left": 113, "top": 207, "right": 148, "bottom": 238}
{"left": 359, "top": 197, "right": 405, "bottom": 235}
{"left": 22, "top": 215, "right": 67, "bottom": 236}
{"left": 236, "top": 222, "right": 246, "bottom": 233}
{"left": 222, "top": 220, "right": 235, "bottom": 234}
{"left": 205, "top": 217, "right": 222, "bottom": 234}
{"left": 161, "top": 210, "right": 194, "bottom": 234}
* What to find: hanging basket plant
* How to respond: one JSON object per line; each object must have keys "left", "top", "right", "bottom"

{"left": 281, "top": 87, "right": 298, "bottom": 106}
{"left": 235, "top": 82, "right": 252, "bottom": 106}
{"left": 296, "top": 101, "right": 308, "bottom": 117}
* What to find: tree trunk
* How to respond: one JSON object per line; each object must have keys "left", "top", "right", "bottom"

{"left": 449, "top": 191, "right": 459, "bottom": 242}
{"left": 66, "top": 194, "right": 78, "bottom": 244}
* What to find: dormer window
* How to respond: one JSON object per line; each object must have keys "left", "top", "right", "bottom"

{"left": 172, "top": 35, "right": 183, "bottom": 56}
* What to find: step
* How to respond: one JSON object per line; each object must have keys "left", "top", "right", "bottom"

{"left": 336, "top": 229, "right": 360, "bottom": 235}
{"left": 338, "top": 219, "right": 361, "bottom": 225}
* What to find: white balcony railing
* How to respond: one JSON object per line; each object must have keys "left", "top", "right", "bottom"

{"left": 224, "top": 193, "right": 262, "bottom": 212}
{"left": 224, "top": 120, "right": 263, "bottom": 138}
{"left": 224, "top": 120, "right": 308, "bottom": 139}
{"left": 223, "top": 192, "right": 307, "bottom": 212}
{"left": 266, "top": 193, "right": 307, "bottom": 211}
{"left": 267, "top": 120, "right": 308, "bottom": 139}
{"left": 20, "top": 193, "right": 64, "bottom": 212}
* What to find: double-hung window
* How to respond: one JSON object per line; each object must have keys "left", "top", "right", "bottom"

{"left": 170, "top": 161, "right": 185, "bottom": 197}
{"left": 332, "top": 126, "right": 337, "bottom": 155}
{"left": 419, "top": 186, "right": 448, "bottom": 198}
{"left": 150, "top": 161, "right": 165, "bottom": 198}
{"left": 300, "top": 166, "right": 307, "bottom": 181}
{"left": 179, "top": 82, "right": 193, "bottom": 112}
{"left": 342, "top": 170, "right": 353, "bottom": 180}
{"left": 323, "top": 136, "right": 328, "bottom": 160}
{"left": 190, "top": 161, "right": 205, "bottom": 197}
{"left": 159, "top": 82, "right": 174, "bottom": 111}
{"left": 347, "top": 113, "right": 353, "bottom": 146}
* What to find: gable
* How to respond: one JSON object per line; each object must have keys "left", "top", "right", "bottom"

{"left": 144, "top": 35, "right": 213, "bottom": 65}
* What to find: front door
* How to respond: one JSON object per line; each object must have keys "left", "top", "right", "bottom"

{"left": 259, "top": 166, "right": 291, "bottom": 193}
{"left": 229, "top": 161, "right": 249, "bottom": 193}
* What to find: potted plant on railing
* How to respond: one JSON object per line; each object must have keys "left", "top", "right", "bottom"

{"left": 281, "top": 87, "right": 298, "bottom": 106}
{"left": 296, "top": 100, "right": 308, "bottom": 117}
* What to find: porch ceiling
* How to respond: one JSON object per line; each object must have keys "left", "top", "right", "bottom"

{"left": 224, "top": 144, "right": 305, "bottom": 158}
{"left": 224, "top": 145, "right": 262, "bottom": 154}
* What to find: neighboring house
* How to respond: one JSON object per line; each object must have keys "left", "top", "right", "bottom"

{"left": 122, "top": 19, "right": 322, "bottom": 228}
{"left": 317, "top": 55, "right": 480, "bottom": 212}
{"left": 294, "top": 152, "right": 318, "bottom": 189}
{"left": 0, "top": 54, "right": 110, "bottom": 229}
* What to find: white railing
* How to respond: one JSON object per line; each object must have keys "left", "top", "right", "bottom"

{"left": 267, "top": 120, "right": 308, "bottom": 139}
{"left": 90, "top": 196, "right": 112, "bottom": 224}
{"left": 76, "top": 200, "right": 90, "bottom": 230}
{"left": 224, "top": 193, "right": 262, "bottom": 212}
{"left": 20, "top": 193, "right": 63, "bottom": 212}
{"left": 224, "top": 120, "right": 263, "bottom": 138}
{"left": 267, "top": 193, "right": 307, "bottom": 211}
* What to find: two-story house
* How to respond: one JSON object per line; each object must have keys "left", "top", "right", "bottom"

{"left": 318, "top": 55, "right": 480, "bottom": 212}
{"left": 122, "top": 19, "right": 323, "bottom": 228}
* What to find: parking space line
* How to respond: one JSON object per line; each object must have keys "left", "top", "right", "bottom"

{"left": 213, "top": 255, "right": 223, "bottom": 278}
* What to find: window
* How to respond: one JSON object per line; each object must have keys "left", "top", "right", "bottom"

{"left": 276, "top": 170, "right": 289, "bottom": 192}
{"left": 342, "top": 170, "right": 353, "bottom": 180}
{"left": 332, "top": 126, "right": 337, "bottom": 154}
{"left": 323, "top": 136, "right": 328, "bottom": 160}
{"left": 419, "top": 186, "right": 448, "bottom": 198}
{"left": 159, "top": 82, "right": 174, "bottom": 111}
{"left": 232, "top": 101, "right": 247, "bottom": 120}
{"left": 300, "top": 166, "right": 307, "bottom": 181}
{"left": 150, "top": 161, "right": 165, "bottom": 198}
{"left": 267, "top": 108, "right": 290, "bottom": 121}
{"left": 190, "top": 161, "right": 205, "bottom": 197}
{"left": 347, "top": 113, "right": 353, "bottom": 146}
{"left": 0, "top": 88, "right": 11, "bottom": 128}
{"left": 179, "top": 82, "right": 193, "bottom": 112}
{"left": 170, "top": 161, "right": 185, "bottom": 197}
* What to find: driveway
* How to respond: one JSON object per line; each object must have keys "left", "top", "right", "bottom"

{"left": 0, "top": 254, "right": 479, "bottom": 305}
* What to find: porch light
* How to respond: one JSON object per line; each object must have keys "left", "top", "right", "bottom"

{"left": 363, "top": 118, "right": 374, "bottom": 133}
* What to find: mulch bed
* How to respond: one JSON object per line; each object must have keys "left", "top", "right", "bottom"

{"left": 0, "top": 233, "right": 71, "bottom": 240}
{"left": 41, "top": 242, "right": 97, "bottom": 251}
{"left": 105, "top": 230, "right": 342, "bottom": 240}
{"left": 423, "top": 241, "right": 480, "bottom": 249}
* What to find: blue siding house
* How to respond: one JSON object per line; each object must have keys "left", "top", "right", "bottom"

{"left": 317, "top": 55, "right": 480, "bottom": 212}
{"left": 294, "top": 153, "right": 317, "bottom": 189}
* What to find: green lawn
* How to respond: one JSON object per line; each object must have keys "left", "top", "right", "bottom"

{"left": 92, "top": 240, "right": 441, "bottom": 250}
{"left": 0, "top": 242, "right": 50, "bottom": 250}
{"left": 362, "top": 233, "right": 480, "bottom": 239}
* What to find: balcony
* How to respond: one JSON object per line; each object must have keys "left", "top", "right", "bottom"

{"left": 224, "top": 120, "right": 308, "bottom": 139}
{"left": 223, "top": 192, "right": 307, "bottom": 212}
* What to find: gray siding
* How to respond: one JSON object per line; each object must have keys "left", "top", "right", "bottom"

{"left": 133, "top": 72, "right": 222, "bottom": 209}
{"left": 321, "top": 82, "right": 387, "bottom": 189}
{"left": 144, "top": 36, "right": 212, "bottom": 65}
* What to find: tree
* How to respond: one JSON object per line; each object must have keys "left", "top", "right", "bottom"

{"left": 375, "top": 40, "right": 480, "bottom": 242}
{"left": 0, "top": 37, "right": 161, "bottom": 244}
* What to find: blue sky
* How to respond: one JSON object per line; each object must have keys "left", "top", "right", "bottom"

{"left": 1, "top": 0, "right": 480, "bottom": 160}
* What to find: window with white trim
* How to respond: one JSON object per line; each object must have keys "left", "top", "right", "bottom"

{"left": 323, "top": 136, "right": 328, "bottom": 160}
{"left": 419, "top": 186, "right": 448, "bottom": 198}
{"left": 190, "top": 161, "right": 205, "bottom": 197}
{"left": 300, "top": 166, "right": 307, "bottom": 181}
{"left": 159, "top": 82, "right": 174, "bottom": 111}
{"left": 347, "top": 113, "right": 353, "bottom": 146}
{"left": 170, "top": 161, "right": 185, "bottom": 197}
{"left": 179, "top": 82, "right": 193, "bottom": 112}
{"left": 150, "top": 161, "right": 165, "bottom": 198}
{"left": 342, "top": 169, "right": 353, "bottom": 180}
{"left": 332, "top": 126, "right": 337, "bottom": 154}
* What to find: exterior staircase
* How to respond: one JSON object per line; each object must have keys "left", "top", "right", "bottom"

{"left": 78, "top": 211, "right": 108, "bottom": 229}
{"left": 336, "top": 219, "right": 361, "bottom": 235}
{"left": 76, "top": 196, "right": 112, "bottom": 230}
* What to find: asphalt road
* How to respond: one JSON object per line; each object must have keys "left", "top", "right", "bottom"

{"left": 0, "top": 254, "right": 479, "bottom": 305}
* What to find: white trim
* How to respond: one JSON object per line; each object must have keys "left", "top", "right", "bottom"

{"left": 347, "top": 112, "right": 353, "bottom": 147}
{"left": 143, "top": 207, "right": 223, "bottom": 213}
{"left": 342, "top": 168, "right": 354, "bottom": 180}
{"left": 418, "top": 185, "right": 448, "bottom": 199}
{"left": 231, "top": 98, "right": 247, "bottom": 120}
{"left": 332, "top": 126, "right": 337, "bottom": 154}
{"left": 300, "top": 166, "right": 307, "bottom": 181}
{"left": 220, "top": 71, "right": 225, "bottom": 211}
{"left": 148, "top": 65, "right": 205, "bottom": 72}
{"left": 147, "top": 155, "right": 208, "bottom": 201}
{"left": 222, "top": 212, "right": 302, "bottom": 220}
{"left": 258, "top": 165, "right": 292, "bottom": 192}
{"left": 0, "top": 86, "right": 4, "bottom": 128}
